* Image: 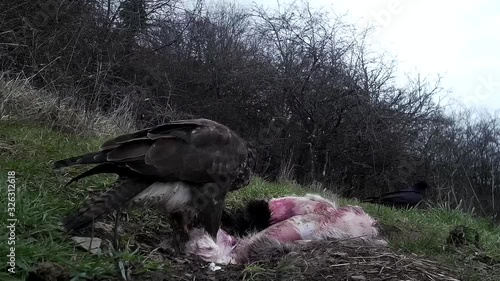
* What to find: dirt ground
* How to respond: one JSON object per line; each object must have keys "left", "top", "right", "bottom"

{"left": 26, "top": 214, "right": 465, "bottom": 281}
{"left": 141, "top": 241, "right": 460, "bottom": 281}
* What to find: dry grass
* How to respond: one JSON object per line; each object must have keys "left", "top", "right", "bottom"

{"left": 241, "top": 239, "right": 461, "bottom": 281}
{"left": 277, "top": 155, "right": 296, "bottom": 184}
{"left": 0, "top": 73, "right": 136, "bottom": 136}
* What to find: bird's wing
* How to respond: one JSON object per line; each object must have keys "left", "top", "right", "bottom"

{"left": 137, "top": 119, "right": 249, "bottom": 183}
{"left": 99, "top": 119, "right": 208, "bottom": 150}
{"left": 56, "top": 118, "right": 250, "bottom": 184}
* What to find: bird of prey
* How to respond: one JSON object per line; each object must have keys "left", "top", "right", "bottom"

{"left": 54, "top": 118, "right": 256, "bottom": 241}
{"left": 363, "top": 181, "right": 428, "bottom": 208}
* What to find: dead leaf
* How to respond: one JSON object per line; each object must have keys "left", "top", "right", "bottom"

{"left": 72, "top": 236, "right": 102, "bottom": 254}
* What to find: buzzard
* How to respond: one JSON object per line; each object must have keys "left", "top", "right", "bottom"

{"left": 55, "top": 118, "right": 256, "bottom": 240}
{"left": 363, "top": 181, "right": 428, "bottom": 208}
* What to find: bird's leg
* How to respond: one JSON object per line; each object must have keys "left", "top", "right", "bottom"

{"left": 113, "top": 209, "right": 122, "bottom": 251}
{"left": 170, "top": 212, "right": 190, "bottom": 253}
{"left": 197, "top": 196, "right": 226, "bottom": 240}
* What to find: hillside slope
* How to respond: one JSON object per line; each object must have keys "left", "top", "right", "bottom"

{"left": 0, "top": 121, "right": 499, "bottom": 281}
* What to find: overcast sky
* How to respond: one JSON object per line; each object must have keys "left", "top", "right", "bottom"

{"left": 235, "top": 0, "right": 500, "bottom": 114}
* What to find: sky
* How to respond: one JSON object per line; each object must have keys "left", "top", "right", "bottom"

{"left": 234, "top": 0, "right": 500, "bottom": 114}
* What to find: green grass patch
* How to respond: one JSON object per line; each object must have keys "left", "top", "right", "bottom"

{"left": 0, "top": 122, "right": 119, "bottom": 280}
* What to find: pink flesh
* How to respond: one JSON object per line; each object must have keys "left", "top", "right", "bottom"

{"left": 267, "top": 200, "right": 379, "bottom": 242}
{"left": 268, "top": 195, "right": 337, "bottom": 224}
{"left": 268, "top": 198, "right": 298, "bottom": 224}
{"left": 187, "top": 195, "right": 383, "bottom": 265}
{"left": 261, "top": 220, "right": 303, "bottom": 243}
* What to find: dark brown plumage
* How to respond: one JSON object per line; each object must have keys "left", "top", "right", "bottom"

{"left": 55, "top": 118, "right": 256, "bottom": 239}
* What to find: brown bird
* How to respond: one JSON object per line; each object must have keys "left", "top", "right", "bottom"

{"left": 55, "top": 118, "right": 256, "bottom": 241}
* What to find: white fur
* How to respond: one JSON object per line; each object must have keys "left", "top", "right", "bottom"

{"left": 185, "top": 228, "right": 236, "bottom": 264}
{"left": 331, "top": 208, "right": 379, "bottom": 237}
{"left": 288, "top": 214, "right": 323, "bottom": 239}
{"left": 131, "top": 181, "right": 192, "bottom": 212}
{"left": 304, "top": 193, "right": 338, "bottom": 208}
{"left": 268, "top": 193, "right": 338, "bottom": 225}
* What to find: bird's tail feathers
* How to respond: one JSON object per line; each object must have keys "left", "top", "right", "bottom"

{"left": 54, "top": 151, "right": 108, "bottom": 169}
{"left": 65, "top": 163, "right": 130, "bottom": 186}
{"left": 363, "top": 197, "right": 380, "bottom": 203}
{"left": 62, "top": 177, "right": 151, "bottom": 232}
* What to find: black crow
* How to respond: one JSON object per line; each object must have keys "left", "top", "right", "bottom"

{"left": 363, "top": 181, "right": 428, "bottom": 208}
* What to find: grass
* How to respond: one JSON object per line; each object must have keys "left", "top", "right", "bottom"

{"left": 0, "top": 122, "right": 117, "bottom": 281}
{"left": 1, "top": 120, "right": 499, "bottom": 280}
{"left": 0, "top": 73, "right": 136, "bottom": 137}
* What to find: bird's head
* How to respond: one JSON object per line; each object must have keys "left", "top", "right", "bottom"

{"left": 228, "top": 141, "right": 257, "bottom": 191}
{"left": 413, "top": 181, "right": 429, "bottom": 192}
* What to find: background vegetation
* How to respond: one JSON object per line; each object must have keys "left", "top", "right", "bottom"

{"left": 1, "top": 0, "right": 498, "bottom": 220}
